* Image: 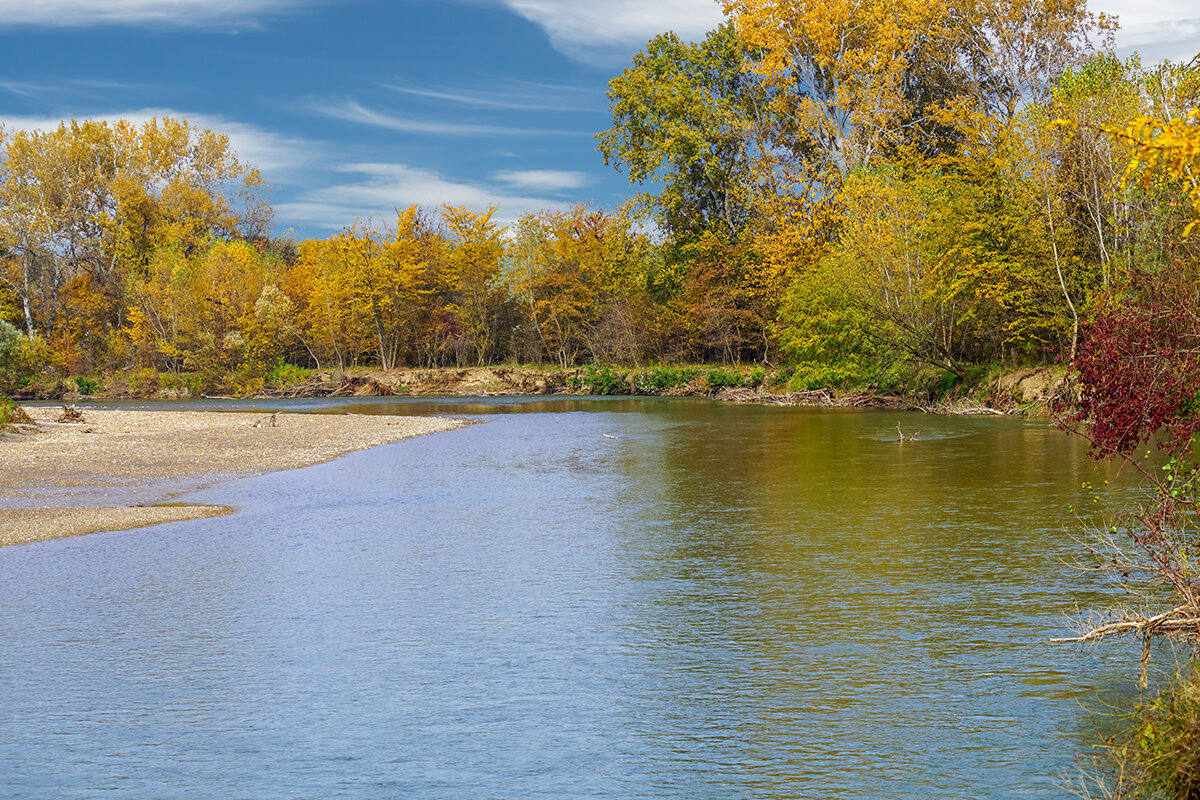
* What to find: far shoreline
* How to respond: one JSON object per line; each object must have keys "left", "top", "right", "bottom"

{"left": 11, "top": 364, "right": 1067, "bottom": 417}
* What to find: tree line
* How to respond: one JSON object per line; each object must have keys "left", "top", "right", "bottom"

{"left": 601, "top": 0, "right": 1199, "bottom": 388}
{"left": 1, "top": 0, "right": 1198, "bottom": 397}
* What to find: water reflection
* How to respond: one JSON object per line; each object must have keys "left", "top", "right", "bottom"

{"left": 600, "top": 406, "right": 1126, "bottom": 796}
{"left": 0, "top": 399, "right": 1143, "bottom": 798}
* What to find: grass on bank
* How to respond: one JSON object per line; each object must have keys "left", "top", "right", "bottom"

{"left": 1081, "top": 670, "right": 1200, "bottom": 799}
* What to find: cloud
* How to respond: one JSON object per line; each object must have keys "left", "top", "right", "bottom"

{"left": 494, "top": 169, "right": 591, "bottom": 192}
{"left": 1095, "top": 0, "right": 1200, "bottom": 64}
{"left": 498, "top": 0, "right": 723, "bottom": 64}
{"left": 316, "top": 98, "right": 587, "bottom": 137}
{"left": 0, "top": 78, "right": 143, "bottom": 101}
{"left": 0, "top": 109, "right": 319, "bottom": 179}
{"left": 388, "top": 79, "right": 595, "bottom": 112}
{"left": 500, "top": 0, "right": 1197, "bottom": 67}
{"left": 0, "top": 81, "right": 42, "bottom": 98}
{"left": 0, "top": 0, "right": 311, "bottom": 28}
{"left": 275, "top": 162, "right": 569, "bottom": 231}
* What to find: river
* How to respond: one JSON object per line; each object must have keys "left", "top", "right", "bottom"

{"left": 0, "top": 398, "right": 1144, "bottom": 798}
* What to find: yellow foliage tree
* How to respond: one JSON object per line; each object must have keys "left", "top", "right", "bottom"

{"left": 1117, "top": 108, "right": 1200, "bottom": 236}
{"left": 442, "top": 205, "right": 504, "bottom": 365}
{"left": 0, "top": 116, "right": 269, "bottom": 374}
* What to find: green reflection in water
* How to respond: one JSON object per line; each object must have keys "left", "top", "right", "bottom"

{"left": 596, "top": 403, "right": 1132, "bottom": 796}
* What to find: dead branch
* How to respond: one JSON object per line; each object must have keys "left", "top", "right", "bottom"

{"left": 1050, "top": 605, "right": 1200, "bottom": 643}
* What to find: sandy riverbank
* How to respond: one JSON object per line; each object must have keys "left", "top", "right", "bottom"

{"left": 0, "top": 407, "right": 464, "bottom": 546}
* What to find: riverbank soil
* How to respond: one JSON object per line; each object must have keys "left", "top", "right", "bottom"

{"left": 333, "top": 364, "right": 1069, "bottom": 415}
{"left": 20, "top": 363, "right": 1070, "bottom": 417}
{"left": 0, "top": 408, "right": 464, "bottom": 546}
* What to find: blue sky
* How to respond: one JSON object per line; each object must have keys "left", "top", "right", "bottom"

{"left": 0, "top": 0, "right": 1196, "bottom": 239}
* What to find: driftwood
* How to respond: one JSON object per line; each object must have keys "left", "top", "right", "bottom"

{"left": 714, "top": 387, "right": 836, "bottom": 406}
{"left": 263, "top": 381, "right": 339, "bottom": 399}
{"left": 1051, "top": 606, "right": 1200, "bottom": 645}
{"left": 715, "top": 386, "right": 936, "bottom": 411}
{"left": 1052, "top": 605, "right": 1200, "bottom": 689}
{"left": 1052, "top": 454, "right": 1200, "bottom": 689}
{"left": 251, "top": 413, "right": 278, "bottom": 428}
{"left": 947, "top": 404, "right": 1007, "bottom": 416}
{"left": 57, "top": 404, "right": 85, "bottom": 423}
{"left": 261, "top": 376, "right": 397, "bottom": 399}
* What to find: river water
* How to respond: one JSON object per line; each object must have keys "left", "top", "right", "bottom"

{"left": 0, "top": 398, "right": 1145, "bottom": 798}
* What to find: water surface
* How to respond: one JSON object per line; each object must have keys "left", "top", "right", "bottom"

{"left": 0, "top": 398, "right": 1143, "bottom": 798}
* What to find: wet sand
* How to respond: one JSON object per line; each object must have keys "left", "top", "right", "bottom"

{"left": 0, "top": 407, "right": 464, "bottom": 546}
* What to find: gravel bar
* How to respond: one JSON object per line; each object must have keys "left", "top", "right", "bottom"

{"left": 0, "top": 407, "right": 464, "bottom": 546}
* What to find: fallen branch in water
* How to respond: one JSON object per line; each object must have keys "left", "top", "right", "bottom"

{"left": 1051, "top": 606, "right": 1200, "bottom": 644}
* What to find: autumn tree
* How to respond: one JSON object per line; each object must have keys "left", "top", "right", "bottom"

{"left": 290, "top": 237, "right": 362, "bottom": 372}
{"left": 0, "top": 117, "right": 269, "bottom": 373}
{"left": 725, "top": 0, "right": 948, "bottom": 191}
{"left": 599, "top": 23, "right": 766, "bottom": 239}
{"left": 442, "top": 205, "right": 505, "bottom": 366}
{"left": 124, "top": 239, "right": 282, "bottom": 384}
{"left": 601, "top": 24, "right": 782, "bottom": 362}
{"left": 779, "top": 164, "right": 962, "bottom": 382}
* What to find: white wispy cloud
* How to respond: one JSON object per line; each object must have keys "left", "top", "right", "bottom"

{"left": 275, "top": 162, "right": 569, "bottom": 231}
{"left": 0, "top": 0, "right": 311, "bottom": 28}
{"left": 316, "top": 98, "right": 587, "bottom": 137}
{"left": 0, "top": 81, "right": 42, "bottom": 98}
{"left": 494, "top": 169, "right": 591, "bottom": 192}
{"left": 0, "top": 109, "right": 319, "bottom": 178}
{"left": 498, "top": 0, "right": 723, "bottom": 64}
{"left": 0, "top": 78, "right": 143, "bottom": 99}
{"left": 388, "top": 81, "right": 594, "bottom": 112}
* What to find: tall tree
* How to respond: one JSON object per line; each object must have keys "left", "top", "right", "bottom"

{"left": 599, "top": 23, "right": 766, "bottom": 239}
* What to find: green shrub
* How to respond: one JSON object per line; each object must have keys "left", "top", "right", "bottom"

{"left": 266, "top": 358, "right": 311, "bottom": 390}
{"left": 160, "top": 371, "right": 209, "bottom": 397}
{"left": 0, "top": 321, "right": 19, "bottom": 389}
{"left": 785, "top": 359, "right": 907, "bottom": 392}
{"left": 0, "top": 394, "right": 31, "bottom": 430}
{"left": 0, "top": 327, "right": 57, "bottom": 392}
{"left": 632, "top": 366, "right": 700, "bottom": 394}
{"left": 1096, "top": 671, "right": 1200, "bottom": 798}
{"left": 705, "top": 368, "right": 745, "bottom": 391}
{"left": 573, "top": 365, "right": 630, "bottom": 395}
{"left": 73, "top": 375, "right": 98, "bottom": 395}
{"left": 1137, "top": 673, "right": 1200, "bottom": 795}
{"left": 766, "top": 365, "right": 794, "bottom": 388}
